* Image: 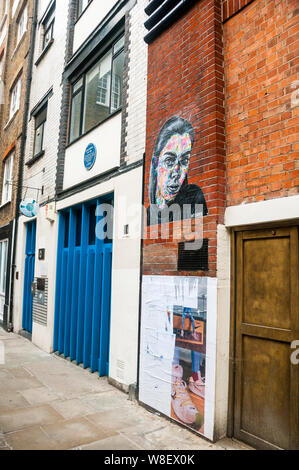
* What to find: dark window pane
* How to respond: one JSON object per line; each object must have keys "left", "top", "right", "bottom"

{"left": 34, "top": 122, "right": 44, "bottom": 156}
{"left": 75, "top": 208, "right": 82, "bottom": 247}
{"left": 77, "top": 0, "right": 83, "bottom": 17}
{"left": 64, "top": 212, "right": 70, "bottom": 248}
{"left": 43, "top": 21, "right": 54, "bottom": 49}
{"left": 88, "top": 204, "right": 97, "bottom": 245}
{"left": 70, "top": 90, "right": 82, "bottom": 142}
{"left": 111, "top": 50, "right": 124, "bottom": 112}
{"left": 35, "top": 105, "right": 47, "bottom": 128}
{"left": 83, "top": 51, "right": 112, "bottom": 134}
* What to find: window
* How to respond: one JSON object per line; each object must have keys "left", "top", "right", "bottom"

{"left": 69, "top": 35, "right": 125, "bottom": 143}
{"left": 0, "top": 240, "right": 8, "bottom": 297}
{"left": 0, "top": 56, "right": 3, "bottom": 105}
{"left": 33, "top": 105, "right": 47, "bottom": 156}
{"left": 2, "top": 152, "right": 13, "bottom": 206}
{"left": 17, "top": 5, "right": 27, "bottom": 44}
{"left": 76, "top": 0, "right": 92, "bottom": 19}
{"left": 9, "top": 77, "right": 21, "bottom": 119}
{"left": 42, "top": 5, "right": 55, "bottom": 50}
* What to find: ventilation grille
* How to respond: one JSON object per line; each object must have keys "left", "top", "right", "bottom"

{"left": 116, "top": 360, "right": 125, "bottom": 380}
{"left": 178, "top": 239, "right": 209, "bottom": 271}
{"left": 33, "top": 278, "right": 48, "bottom": 326}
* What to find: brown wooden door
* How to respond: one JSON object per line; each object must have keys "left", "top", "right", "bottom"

{"left": 234, "top": 227, "right": 299, "bottom": 450}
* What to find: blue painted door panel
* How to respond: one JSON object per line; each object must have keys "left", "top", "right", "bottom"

{"left": 22, "top": 221, "right": 36, "bottom": 333}
{"left": 54, "top": 198, "right": 113, "bottom": 376}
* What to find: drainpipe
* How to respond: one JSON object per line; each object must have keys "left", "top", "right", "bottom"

{"left": 8, "top": 0, "right": 38, "bottom": 331}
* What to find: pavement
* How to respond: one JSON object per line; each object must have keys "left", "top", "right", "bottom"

{"left": 0, "top": 327, "right": 252, "bottom": 451}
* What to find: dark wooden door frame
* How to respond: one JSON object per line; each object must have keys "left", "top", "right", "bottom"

{"left": 227, "top": 221, "right": 299, "bottom": 449}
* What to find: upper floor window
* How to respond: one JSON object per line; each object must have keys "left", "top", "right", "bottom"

{"left": 33, "top": 104, "right": 47, "bottom": 157}
{"left": 69, "top": 34, "right": 125, "bottom": 143}
{"left": 9, "top": 77, "right": 21, "bottom": 119}
{"left": 76, "top": 0, "right": 92, "bottom": 20}
{"left": 42, "top": 4, "right": 55, "bottom": 51}
{"left": 17, "top": 5, "right": 27, "bottom": 44}
{"left": 2, "top": 152, "right": 13, "bottom": 206}
{"left": 0, "top": 0, "right": 8, "bottom": 21}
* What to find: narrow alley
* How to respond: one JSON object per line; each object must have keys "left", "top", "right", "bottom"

{"left": 0, "top": 328, "right": 251, "bottom": 451}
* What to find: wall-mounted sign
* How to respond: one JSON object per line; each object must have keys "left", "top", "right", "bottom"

{"left": 84, "top": 143, "right": 97, "bottom": 170}
{"left": 20, "top": 199, "right": 39, "bottom": 218}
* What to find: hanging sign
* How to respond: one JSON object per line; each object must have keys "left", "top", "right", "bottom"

{"left": 20, "top": 199, "right": 39, "bottom": 218}
{"left": 84, "top": 143, "right": 97, "bottom": 170}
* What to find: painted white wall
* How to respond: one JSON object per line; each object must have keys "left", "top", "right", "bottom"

{"left": 13, "top": 207, "right": 58, "bottom": 353}
{"left": 63, "top": 112, "right": 122, "bottom": 190}
{"left": 214, "top": 224, "right": 231, "bottom": 440}
{"left": 31, "top": 206, "right": 58, "bottom": 353}
{"left": 109, "top": 167, "right": 143, "bottom": 387}
{"left": 13, "top": 0, "right": 68, "bottom": 351}
{"left": 23, "top": 0, "right": 69, "bottom": 204}
{"left": 125, "top": 0, "right": 148, "bottom": 165}
{"left": 12, "top": 217, "right": 27, "bottom": 334}
{"left": 73, "top": 0, "right": 119, "bottom": 54}
{"left": 225, "top": 194, "right": 299, "bottom": 227}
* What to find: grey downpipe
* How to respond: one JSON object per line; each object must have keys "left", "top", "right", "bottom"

{"left": 8, "top": 0, "right": 38, "bottom": 330}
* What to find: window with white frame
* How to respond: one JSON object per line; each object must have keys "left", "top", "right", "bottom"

{"left": 9, "top": 77, "right": 21, "bottom": 118}
{"left": 17, "top": 5, "right": 27, "bottom": 44}
{"left": 0, "top": 239, "right": 8, "bottom": 298}
{"left": 33, "top": 104, "right": 47, "bottom": 157}
{"left": 2, "top": 152, "right": 13, "bottom": 206}
{"left": 42, "top": 4, "right": 55, "bottom": 51}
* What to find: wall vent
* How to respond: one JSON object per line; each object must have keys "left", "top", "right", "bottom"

{"left": 178, "top": 239, "right": 209, "bottom": 271}
{"left": 116, "top": 360, "right": 125, "bottom": 380}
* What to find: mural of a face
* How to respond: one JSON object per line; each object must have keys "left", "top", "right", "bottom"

{"left": 156, "top": 132, "right": 192, "bottom": 208}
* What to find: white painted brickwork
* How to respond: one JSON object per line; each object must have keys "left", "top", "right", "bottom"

{"left": 125, "top": 0, "right": 148, "bottom": 165}
{"left": 22, "top": 0, "right": 68, "bottom": 205}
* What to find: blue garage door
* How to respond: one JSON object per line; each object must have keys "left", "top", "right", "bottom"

{"left": 54, "top": 197, "right": 113, "bottom": 376}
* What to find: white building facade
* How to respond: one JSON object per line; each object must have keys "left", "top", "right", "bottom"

{"left": 52, "top": 0, "right": 147, "bottom": 389}
{"left": 13, "top": 0, "right": 69, "bottom": 351}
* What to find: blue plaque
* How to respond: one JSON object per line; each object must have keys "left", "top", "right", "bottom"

{"left": 84, "top": 143, "right": 97, "bottom": 170}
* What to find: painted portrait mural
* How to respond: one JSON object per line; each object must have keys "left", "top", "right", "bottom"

{"left": 147, "top": 116, "right": 208, "bottom": 225}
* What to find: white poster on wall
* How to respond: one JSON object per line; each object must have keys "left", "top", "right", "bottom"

{"left": 139, "top": 275, "right": 217, "bottom": 440}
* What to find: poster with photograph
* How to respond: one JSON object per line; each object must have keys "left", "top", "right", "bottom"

{"left": 139, "top": 275, "right": 217, "bottom": 438}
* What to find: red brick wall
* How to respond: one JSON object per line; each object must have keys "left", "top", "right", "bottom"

{"left": 222, "top": 0, "right": 254, "bottom": 21}
{"left": 224, "top": 0, "right": 299, "bottom": 206}
{"left": 143, "top": 0, "right": 225, "bottom": 278}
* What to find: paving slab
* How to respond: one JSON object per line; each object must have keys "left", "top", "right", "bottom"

{"left": 78, "top": 434, "right": 143, "bottom": 451}
{"left": 0, "top": 328, "right": 253, "bottom": 450}
{"left": 83, "top": 390, "right": 132, "bottom": 413}
{"left": 0, "top": 405, "right": 63, "bottom": 433}
{"left": 50, "top": 398, "right": 96, "bottom": 420}
{"left": 20, "top": 387, "right": 60, "bottom": 406}
{"left": 4, "top": 425, "right": 58, "bottom": 451}
{"left": 86, "top": 406, "right": 142, "bottom": 433}
{"left": 42, "top": 417, "right": 116, "bottom": 450}
{"left": 0, "top": 391, "right": 29, "bottom": 412}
